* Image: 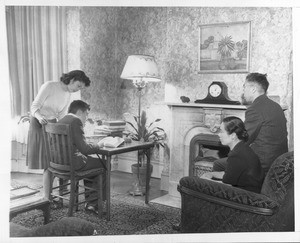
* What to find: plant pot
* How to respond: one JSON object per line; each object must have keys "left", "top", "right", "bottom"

{"left": 129, "top": 163, "right": 153, "bottom": 196}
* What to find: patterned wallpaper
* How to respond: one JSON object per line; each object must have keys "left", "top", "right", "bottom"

{"left": 67, "top": 7, "right": 121, "bottom": 121}
{"left": 66, "top": 6, "right": 293, "bottom": 149}
{"left": 164, "top": 7, "right": 292, "bottom": 103}
{"left": 116, "top": 7, "right": 167, "bottom": 117}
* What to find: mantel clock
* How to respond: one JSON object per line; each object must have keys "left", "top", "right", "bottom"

{"left": 195, "top": 81, "right": 241, "bottom": 105}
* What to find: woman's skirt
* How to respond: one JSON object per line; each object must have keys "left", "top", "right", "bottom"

{"left": 26, "top": 116, "right": 56, "bottom": 170}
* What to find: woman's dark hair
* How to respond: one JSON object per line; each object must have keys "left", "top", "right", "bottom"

{"left": 68, "top": 100, "right": 90, "bottom": 114}
{"left": 60, "top": 70, "right": 91, "bottom": 87}
{"left": 222, "top": 116, "right": 249, "bottom": 142}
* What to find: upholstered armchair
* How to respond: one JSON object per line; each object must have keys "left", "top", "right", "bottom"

{"left": 177, "top": 151, "right": 294, "bottom": 233}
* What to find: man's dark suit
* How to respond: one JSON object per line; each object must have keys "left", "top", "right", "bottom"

{"left": 213, "top": 94, "right": 288, "bottom": 174}
{"left": 244, "top": 94, "right": 288, "bottom": 173}
{"left": 57, "top": 113, "right": 106, "bottom": 202}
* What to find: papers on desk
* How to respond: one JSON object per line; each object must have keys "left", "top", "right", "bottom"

{"left": 86, "top": 135, "right": 107, "bottom": 143}
{"left": 94, "top": 120, "right": 126, "bottom": 137}
{"left": 98, "top": 136, "right": 125, "bottom": 148}
{"left": 103, "top": 120, "right": 126, "bottom": 127}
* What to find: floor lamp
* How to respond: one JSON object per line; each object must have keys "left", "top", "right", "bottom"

{"left": 120, "top": 54, "right": 161, "bottom": 195}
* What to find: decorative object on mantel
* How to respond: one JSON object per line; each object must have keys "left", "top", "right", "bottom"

{"left": 198, "top": 21, "right": 251, "bottom": 73}
{"left": 195, "top": 81, "right": 241, "bottom": 105}
{"left": 120, "top": 54, "right": 162, "bottom": 196}
{"left": 180, "top": 96, "right": 190, "bottom": 103}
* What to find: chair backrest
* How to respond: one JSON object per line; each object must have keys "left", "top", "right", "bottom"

{"left": 260, "top": 151, "right": 294, "bottom": 202}
{"left": 43, "top": 123, "right": 74, "bottom": 172}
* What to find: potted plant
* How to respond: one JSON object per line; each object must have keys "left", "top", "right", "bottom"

{"left": 124, "top": 110, "right": 166, "bottom": 195}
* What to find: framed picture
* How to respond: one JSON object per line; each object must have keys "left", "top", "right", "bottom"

{"left": 198, "top": 21, "right": 251, "bottom": 73}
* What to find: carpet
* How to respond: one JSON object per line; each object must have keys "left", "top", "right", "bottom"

{"left": 10, "top": 180, "right": 181, "bottom": 235}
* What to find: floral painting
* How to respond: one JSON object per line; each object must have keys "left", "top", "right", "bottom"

{"left": 198, "top": 21, "right": 251, "bottom": 73}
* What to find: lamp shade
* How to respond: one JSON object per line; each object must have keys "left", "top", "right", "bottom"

{"left": 120, "top": 55, "right": 161, "bottom": 82}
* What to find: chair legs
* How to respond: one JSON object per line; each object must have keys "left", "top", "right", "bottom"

{"left": 49, "top": 175, "right": 104, "bottom": 218}
{"left": 75, "top": 181, "right": 79, "bottom": 212}
{"left": 58, "top": 178, "right": 64, "bottom": 206}
{"left": 68, "top": 179, "right": 77, "bottom": 217}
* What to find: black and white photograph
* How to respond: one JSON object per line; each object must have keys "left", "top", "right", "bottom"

{"left": 1, "top": 0, "right": 299, "bottom": 242}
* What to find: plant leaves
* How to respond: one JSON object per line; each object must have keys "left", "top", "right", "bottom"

{"left": 126, "top": 121, "right": 139, "bottom": 135}
{"left": 123, "top": 111, "right": 166, "bottom": 143}
{"left": 155, "top": 126, "right": 165, "bottom": 132}
{"left": 141, "top": 111, "right": 147, "bottom": 128}
{"left": 148, "top": 119, "right": 161, "bottom": 128}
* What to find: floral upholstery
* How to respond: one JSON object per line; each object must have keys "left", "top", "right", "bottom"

{"left": 261, "top": 152, "right": 294, "bottom": 201}
{"left": 177, "top": 151, "right": 294, "bottom": 233}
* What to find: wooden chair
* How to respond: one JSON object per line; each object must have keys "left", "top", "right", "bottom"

{"left": 43, "top": 123, "right": 105, "bottom": 218}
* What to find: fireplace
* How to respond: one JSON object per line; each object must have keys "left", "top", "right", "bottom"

{"left": 163, "top": 102, "right": 246, "bottom": 198}
{"left": 189, "top": 133, "right": 229, "bottom": 177}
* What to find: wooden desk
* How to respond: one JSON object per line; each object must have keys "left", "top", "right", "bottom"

{"left": 95, "top": 141, "right": 154, "bottom": 220}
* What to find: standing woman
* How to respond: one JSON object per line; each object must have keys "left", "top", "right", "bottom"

{"left": 26, "top": 70, "right": 91, "bottom": 198}
{"left": 209, "top": 116, "right": 265, "bottom": 193}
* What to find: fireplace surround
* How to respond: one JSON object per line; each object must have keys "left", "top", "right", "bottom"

{"left": 163, "top": 102, "right": 247, "bottom": 198}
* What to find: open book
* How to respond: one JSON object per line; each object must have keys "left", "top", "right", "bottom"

{"left": 98, "top": 136, "right": 125, "bottom": 148}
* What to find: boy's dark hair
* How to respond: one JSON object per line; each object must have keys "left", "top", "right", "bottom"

{"left": 60, "top": 70, "right": 91, "bottom": 87}
{"left": 68, "top": 100, "right": 90, "bottom": 114}
{"left": 246, "top": 72, "right": 269, "bottom": 93}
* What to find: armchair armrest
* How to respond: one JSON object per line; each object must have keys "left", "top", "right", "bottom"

{"left": 178, "top": 176, "right": 279, "bottom": 215}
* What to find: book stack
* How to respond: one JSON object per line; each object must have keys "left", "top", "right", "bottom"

{"left": 94, "top": 120, "right": 126, "bottom": 137}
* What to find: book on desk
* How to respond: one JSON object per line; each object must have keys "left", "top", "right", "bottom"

{"left": 98, "top": 136, "right": 125, "bottom": 148}
{"left": 94, "top": 120, "right": 126, "bottom": 138}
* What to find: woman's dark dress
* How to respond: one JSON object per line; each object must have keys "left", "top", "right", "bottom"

{"left": 222, "top": 141, "right": 265, "bottom": 193}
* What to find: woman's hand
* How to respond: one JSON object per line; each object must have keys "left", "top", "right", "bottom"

{"left": 35, "top": 113, "right": 48, "bottom": 125}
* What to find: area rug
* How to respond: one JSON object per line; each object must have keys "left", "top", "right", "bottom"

{"left": 10, "top": 180, "right": 181, "bottom": 235}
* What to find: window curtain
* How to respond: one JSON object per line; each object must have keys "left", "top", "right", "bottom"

{"left": 6, "top": 6, "right": 67, "bottom": 118}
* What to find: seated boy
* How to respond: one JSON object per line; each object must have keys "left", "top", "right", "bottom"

{"left": 57, "top": 100, "right": 106, "bottom": 214}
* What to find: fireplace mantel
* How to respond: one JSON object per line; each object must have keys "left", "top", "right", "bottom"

{"left": 165, "top": 101, "right": 287, "bottom": 111}
{"left": 165, "top": 102, "right": 247, "bottom": 110}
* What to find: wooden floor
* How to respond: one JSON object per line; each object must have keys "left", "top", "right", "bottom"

{"left": 11, "top": 170, "right": 167, "bottom": 202}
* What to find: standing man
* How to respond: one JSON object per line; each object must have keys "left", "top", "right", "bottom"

{"left": 213, "top": 73, "right": 288, "bottom": 174}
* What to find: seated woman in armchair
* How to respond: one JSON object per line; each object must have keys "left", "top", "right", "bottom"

{"left": 202, "top": 116, "right": 265, "bottom": 193}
